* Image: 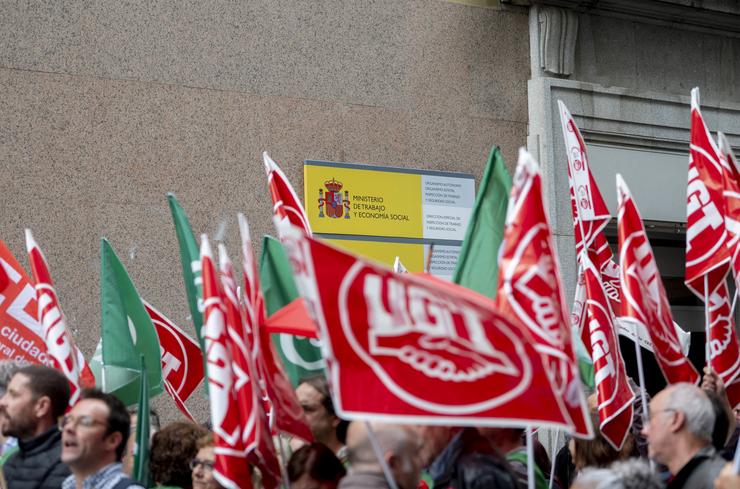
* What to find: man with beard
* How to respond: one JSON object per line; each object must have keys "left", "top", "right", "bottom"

{"left": 0, "top": 365, "right": 71, "bottom": 489}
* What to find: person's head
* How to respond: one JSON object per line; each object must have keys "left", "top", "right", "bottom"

{"left": 122, "top": 407, "right": 161, "bottom": 475}
{"left": 641, "top": 383, "right": 714, "bottom": 472}
{"left": 478, "top": 427, "right": 525, "bottom": 455}
{"left": 296, "top": 376, "right": 347, "bottom": 450}
{"left": 409, "top": 426, "right": 455, "bottom": 468}
{"left": 150, "top": 422, "right": 209, "bottom": 489}
{"left": 0, "top": 361, "right": 22, "bottom": 440}
{"left": 60, "top": 389, "right": 131, "bottom": 477}
{"left": 287, "top": 442, "right": 347, "bottom": 489}
{"left": 345, "top": 422, "right": 422, "bottom": 489}
{"left": 572, "top": 409, "right": 634, "bottom": 470}
{"left": 0, "top": 364, "right": 70, "bottom": 439}
{"left": 706, "top": 389, "right": 732, "bottom": 450}
{"left": 191, "top": 433, "right": 222, "bottom": 489}
{"left": 573, "top": 458, "right": 662, "bottom": 489}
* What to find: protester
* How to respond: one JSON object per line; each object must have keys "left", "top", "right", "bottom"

{"left": 60, "top": 389, "right": 144, "bottom": 489}
{"left": 642, "top": 382, "right": 725, "bottom": 488}
{"left": 571, "top": 410, "right": 635, "bottom": 471}
{"left": 339, "top": 421, "right": 422, "bottom": 489}
{"left": 297, "top": 376, "right": 348, "bottom": 459}
{"left": 0, "top": 361, "right": 22, "bottom": 464}
{"left": 123, "top": 406, "right": 161, "bottom": 475}
{"left": 480, "top": 428, "right": 549, "bottom": 489}
{"left": 572, "top": 458, "right": 663, "bottom": 489}
{"left": 426, "top": 427, "right": 518, "bottom": 489}
{"left": 287, "top": 442, "right": 347, "bottom": 489}
{"left": 0, "top": 364, "right": 71, "bottom": 489}
{"left": 701, "top": 366, "right": 739, "bottom": 460}
{"left": 150, "top": 421, "right": 209, "bottom": 489}
{"left": 410, "top": 426, "right": 458, "bottom": 488}
{"left": 191, "top": 433, "right": 223, "bottom": 489}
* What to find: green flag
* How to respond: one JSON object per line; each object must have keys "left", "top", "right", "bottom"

{"left": 452, "top": 146, "right": 512, "bottom": 299}
{"left": 99, "top": 238, "right": 163, "bottom": 405}
{"left": 167, "top": 193, "right": 209, "bottom": 393}
{"left": 260, "top": 236, "right": 324, "bottom": 386}
{"left": 133, "top": 355, "right": 151, "bottom": 487}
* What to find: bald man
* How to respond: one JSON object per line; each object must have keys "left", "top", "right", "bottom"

{"left": 338, "top": 422, "right": 422, "bottom": 489}
{"left": 641, "top": 382, "right": 726, "bottom": 489}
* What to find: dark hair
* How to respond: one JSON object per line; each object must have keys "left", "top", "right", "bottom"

{"left": 707, "top": 390, "right": 731, "bottom": 450}
{"left": 80, "top": 389, "right": 131, "bottom": 460}
{"left": 287, "top": 443, "right": 346, "bottom": 485}
{"left": 572, "top": 410, "right": 635, "bottom": 469}
{"left": 150, "top": 422, "right": 209, "bottom": 489}
{"left": 16, "top": 365, "right": 70, "bottom": 419}
{"left": 128, "top": 406, "right": 161, "bottom": 432}
{"left": 299, "top": 376, "right": 336, "bottom": 416}
{"left": 298, "top": 375, "right": 350, "bottom": 443}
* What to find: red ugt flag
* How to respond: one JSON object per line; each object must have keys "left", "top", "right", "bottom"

{"left": 143, "top": 301, "right": 203, "bottom": 421}
{"left": 219, "top": 241, "right": 281, "bottom": 489}
{"left": 264, "top": 152, "right": 312, "bottom": 235}
{"left": 496, "top": 148, "right": 592, "bottom": 438}
{"left": 718, "top": 132, "right": 740, "bottom": 292}
{"left": 557, "top": 100, "right": 611, "bottom": 255}
{"left": 25, "top": 229, "right": 82, "bottom": 406}
{"left": 617, "top": 175, "right": 699, "bottom": 385}
{"left": 278, "top": 223, "right": 573, "bottom": 429}
{"left": 239, "top": 215, "right": 313, "bottom": 442}
{"left": 706, "top": 283, "right": 740, "bottom": 386}
{"left": 685, "top": 88, "right": 730, "bottom": 298}
{"left": 200, "top": 235, "right": 252, "bottom": 489}
{"left": 582, "top": 251, "right": 635, "bottom": 450}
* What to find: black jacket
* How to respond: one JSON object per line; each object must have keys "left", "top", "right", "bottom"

{"left": 4, "top": 427, "right": 70, "bottom": 489}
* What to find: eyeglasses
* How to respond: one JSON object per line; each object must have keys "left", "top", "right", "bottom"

{"left": 190, "top": 459, "right": 215, "bottom": 471}
{"left": 58, "top": 414, "right": 107, "bottom": 431}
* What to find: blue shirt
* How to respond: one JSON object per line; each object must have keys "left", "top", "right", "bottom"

{"left": 62, "top": 462, "right": 145, "bottom": 489}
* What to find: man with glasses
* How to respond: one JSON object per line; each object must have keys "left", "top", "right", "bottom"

{"left": 641, "top": 382, "right": 725, "bottom": 489}
{"left": 0, "top": 365, "right": 71, "bottom": 489}
{"left": 60, "top": 389, "right": 145, "bottom": 489}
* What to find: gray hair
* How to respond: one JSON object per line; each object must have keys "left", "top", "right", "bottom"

{"left": 664, "top": 382, "right": 715, "bottom": 442}
{"left": 575, "top": 459, "right": 662, "bottom": 489}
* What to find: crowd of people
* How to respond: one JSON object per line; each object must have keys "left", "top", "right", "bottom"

{"left": 0, "top": 362, "right": 738, "bottom": 489}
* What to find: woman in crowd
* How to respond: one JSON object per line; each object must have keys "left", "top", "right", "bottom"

{"left": 150, "top": 421, "right": 209, "bottom": 489}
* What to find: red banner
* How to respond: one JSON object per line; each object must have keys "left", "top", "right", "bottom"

{"left": 706, "top": 283, "right": 740, "bottom": 386}
{"left": 582, "top": 252, "right": 635, "bottom": 450}
{"left": 0, "top": 240, "right": 52, "bottom": 365}
{"left": 239, "top": 215, "right": 313, "bottom": 442}
{"left": 219, "top": 241, "right": 281, "bottom": 489}
{"left": 143, "top": 301, "right": 203, "bottom": 417}
{"left": 496, "top": 149, "right": 592, "bottom": 437}
{"left": 200, "top": 236, "right": 253, "bottom": 489}
{"left": 25, "top": 230, "right": 82, "bottom": 405}
{"left": 264, "top": 152, "right": 312, "bottom": 234}
{"left": 280, "top": 226, "right": 572, "bottom": 429}
{"left": 719, "top": 132, "right": 740, "bottom": 293}
{"left": 685, "top": 88, "right": 730, "bottom": 298}
{"left": 558, "top": 100, "right": 611, "bottom": 255}
{"left": 617, "top": 175, "right": 699, "bottom": 385}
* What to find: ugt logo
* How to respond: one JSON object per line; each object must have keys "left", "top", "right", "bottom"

{"left": 318, "top": 178, "right": 350, "bottom": 219}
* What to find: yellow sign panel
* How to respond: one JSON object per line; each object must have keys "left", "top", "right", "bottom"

{"left": 305, "top": 164, "right": 423, "bottom": 238}
{"left": 305, "top": 160, "right": 475, "bottom": 279}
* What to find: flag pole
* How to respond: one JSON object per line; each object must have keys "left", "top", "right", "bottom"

{"left": 526, "top": 427, "right": 535, "bottom": 489}
{"left": 732, "top": 431, "right": 740, "bottom": 473}
{"left": 364, "top": 421, "right": 399, "bottom": 489}
{"left": 704, "top": 275, "right": 711, "bottom": 368}
{"left": 631, "top": 320, "right": 649, "bottom": 425}
{"left": 425, "top": 244, "right": 435, "bottom": 273}
{"left": 548, "top": 430, "right": 558, "bottom": 489}
{"left": 276, "top": 436, "right": 292, "bottom": 489}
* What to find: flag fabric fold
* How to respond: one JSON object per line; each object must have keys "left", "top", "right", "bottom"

{"left": 240, "top": 217, "right": 313, "bottom": 442}
{"left": 718, "top": 132, "right": 740, "bottom": 291}
{"left": 582, "top": 252, "right": 635, "bottom": 450}
{"left": 25, "top": 229, "right": 82, "bottom": 405}
{"left": 200, "top": 235, "right": 253, "bottom": 489}
{"left": 706, "top": 283, "right": 740, "bottom": 386}
{"left": 617, "top": 175, "right": 699, "bottom": 385}
{"left": 99, "top": 239, "right": 163, "bottom": 405}
{"left": 260, "top": 235, "right": 323, "bottom": 386}
{"left": 685, "top": 88, "right": 730, "bottom": 298}
{"left": 264, "top": 152, "right": 312, "bottom": 234}
{"left": 452, "top": 146, "right": 512, "bottom": 299}
{"left": 219, "top": 240, "right": 281, "bottom": 489}
{"left": 496, "top": 148, "right": 593, "bottom": 438}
